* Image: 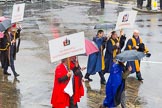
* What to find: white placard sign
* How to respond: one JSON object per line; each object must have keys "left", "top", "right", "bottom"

{"left": 11, "top": 3, "right": 25, "bottom": 23}
{"left": 49, "top": 32, "right": 86, "bottom": 63}
{"left": 115, "top": 11, "right": 137, "bottom": 30}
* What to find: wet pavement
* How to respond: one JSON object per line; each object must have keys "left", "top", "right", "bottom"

{"left": 0, "top": 0, "right": 162, "bottom": 108}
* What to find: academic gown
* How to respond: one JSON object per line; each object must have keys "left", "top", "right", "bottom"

{"left": 51, "top": 63, "right": 70, "bottom": 108}
{"left": 125, "top": 37, "right": 141, "bottom": 73}
{"left": 87, "top": 36, "right": 106, "bottom": 75}
{"left": 103, "top": 63, "right": 125, "bottom": 107}
{"left": 104, "top": 39, "right": 118, "bottom": 73}
{"left": 70, "top": 62, "right": 84, "bottom": 105}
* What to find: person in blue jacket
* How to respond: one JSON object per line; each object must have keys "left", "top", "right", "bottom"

{"left": 102, "top": 61, "right": 132, "bottom": 108}
{"left": 85, "top": 30, "right": 107, "bottom": 85}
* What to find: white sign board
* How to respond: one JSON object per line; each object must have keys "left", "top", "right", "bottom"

{"left": 11, "top": 3, "right": 25, "bottom": 23}
{"left": 115, "top": 11, "right": 137, "bottom": 30}
{"left": 49, "top": 32, "right": 86, "bottom": 63}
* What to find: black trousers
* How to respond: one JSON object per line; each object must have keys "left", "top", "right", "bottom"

{"left": 69, "top": 97, "right": 78, "bottom": 108}
{"left": 1, "top": 51, "right": 6, "bottom": 68}
{"left": 98, "top": 71, "right": 106, "bottom": 83}
{"left": 146, "top": 0, "right": 151, "bottom": 7}
{"left": 137, "top": 0, "right": 143, "bottom": 6}
{"left": 100, "top": 0, "right": 105, "bottom": 8}
{"left": 160, "top": 0, "right": 162, "bottom": 9}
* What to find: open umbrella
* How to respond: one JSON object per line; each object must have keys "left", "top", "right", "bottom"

{"left": 85, "top": 39, "right": 99, "bottom": 56}
{"left": 94, "top": 23, "right": 116, "bottom": 30}
{"left": 0, "top": 19, "right": 11, "bottom": 32}
{"left": 0, "top": 16, "right": 8, "bottom": 22}
{"left": 116, "top": 50, "right": 146, "bottom": 62}
{"left": 94, "top": 23, "right": 116, "bottom": 35}
{"left": 0, "top": 32, "right": 4, "bottom": 38}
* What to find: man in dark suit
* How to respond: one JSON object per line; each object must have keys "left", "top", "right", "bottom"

{"left": 146, "top": 0, "right": 152, "bottom": 10}
{"left": 2, "top": 27, "right": 19, "bottom": 77}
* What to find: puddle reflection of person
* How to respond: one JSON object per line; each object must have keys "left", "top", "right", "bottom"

{"left": 85, "top": 81, "right": 105, "bottom": 107}
{"left": 0, "top": 76, "right": 20, "bottom": 108}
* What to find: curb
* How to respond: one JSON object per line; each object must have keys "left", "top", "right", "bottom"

{"left": 132, "top": 7, "right": 162, "bottom": 13}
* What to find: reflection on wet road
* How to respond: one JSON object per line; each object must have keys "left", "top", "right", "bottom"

{"left": 0, "top": 0, "right": 162, "bottom": 108}
{"left": 0, "top": 71, "right": 20, "bottom": 108}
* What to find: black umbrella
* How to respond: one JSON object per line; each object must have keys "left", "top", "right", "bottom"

{"left": 116, "top": 50, "right": 146, "bottom": 62}
{"left": 94, "top": 23, "right": 116, "bottom": 30}
{"left": 0, "top": 19, "right": 11, "bottom": 32}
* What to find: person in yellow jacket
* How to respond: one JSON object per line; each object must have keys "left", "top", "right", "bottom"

{"left": 125, "top": 30, "right": 149, "bottom": 81}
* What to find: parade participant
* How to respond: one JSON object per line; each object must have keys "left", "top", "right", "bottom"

{"left": 51, "top": 58, "right": 72, "bottom": 108}
{"left": 70, "top": 56, "right": 85, "bottom": 108}
{"left": 104, "top": 31, "right": 120, "bottom": 73}
{"left": 146, "top": 0, "right": 152, "bottom": 10}
{"left": 125, "top": 30, "right": 150, "bottom": 81}
{"left": 137, "top": 0, "right": 143, "bottom": 9}
{"left": 102, "top": 61, "right": 132, "bottom": 108}
{"left": 137, "top": 0, "right": 151, "bottom": 10}
{"left": 119, "top": 29, "right": 126, "bottom": 50}
{"left": 85, "top": 30, "right": 106, "bottom": 85}
{"left": 12, "top": 23, "right": 22, "bottom": 55}
{"left": 1, "top": 27, "right": 19, "bottom": 77}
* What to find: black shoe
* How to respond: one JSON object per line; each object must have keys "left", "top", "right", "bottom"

{"left": 4, "top": 72, "right": 11, "bottom": 76}
{"left": 137, "top": 5, "right": 142, "bottom": 9}
{"left": 136, "top": 72, "right": 143, "bottom": 81}
{"left": 98, "top": 72, "right": 106, "bottom": 85}
{"left": 146, "top": 7, "right": 151, "bottom": 10}
{"left": 85, "top": 76, "right": 93, "bottom": 81}
{"left": 14, "top": 73, "right": 20, "bottom": 77}
{"left": 137, "top": 5, "right": 140, "bottom": 8}
{"left": 85, "top": 73, "right": 93, "bottom": 81}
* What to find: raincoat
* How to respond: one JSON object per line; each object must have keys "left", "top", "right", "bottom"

{"left": 103, "top": 63, "right": 125, "bottom": 107}
{"left": 70, "top": 61, "right": 84, "bottom": 105}
{"left": 87, "top": 36, "right": 106, "bottom": 75}
{"left": 51, "top": 63, "right": 70, "bottom": 108}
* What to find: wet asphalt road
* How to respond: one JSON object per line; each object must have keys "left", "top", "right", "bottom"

{"left": 0, "top": 0, "right": 162, "bottom": 108}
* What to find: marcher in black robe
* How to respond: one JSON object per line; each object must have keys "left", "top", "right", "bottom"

{"left": 1, "top": 27, "right": 19, "bottom": 77}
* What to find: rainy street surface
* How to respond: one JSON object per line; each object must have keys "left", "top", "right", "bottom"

{"left": 0, "top": 0, "right": 162, "bottom": 108}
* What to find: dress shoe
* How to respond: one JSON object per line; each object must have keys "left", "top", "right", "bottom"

{"left": 136, "top": 72, "right": 143, "bottom": 81}
{"left": 146, "top": 7, "right": 151, "bottom": 10}
{"left": 14, "top": 73, "right": 20, "bottom": 77}
{"left": 4, "top": 72, "right": 11, "bottom": 76}
{"left": 85, "top": 73, "right": 93, "bottom": 81}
